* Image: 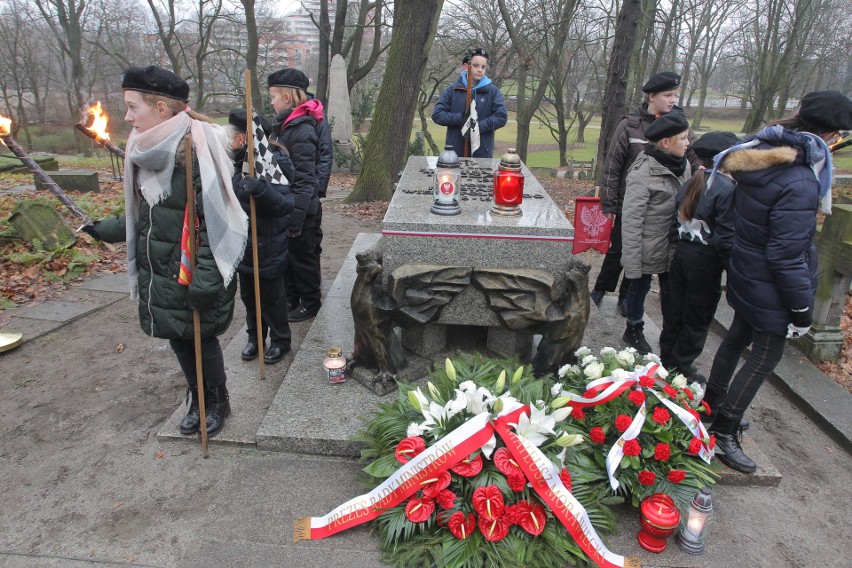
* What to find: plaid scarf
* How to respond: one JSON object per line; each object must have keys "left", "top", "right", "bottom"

{"left": 124, "top": 112, "right": 248, "bottom": 298}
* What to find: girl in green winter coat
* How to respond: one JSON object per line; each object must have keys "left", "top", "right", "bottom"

{"left": 84, "top": 66, "right": 248, "bottom": 437}
{"left": 620, "top": 112, "right": 692, "bottom": 354}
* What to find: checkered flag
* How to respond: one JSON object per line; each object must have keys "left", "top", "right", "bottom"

{"left": 243, "top": 110, "right": 288, "bottom": 186}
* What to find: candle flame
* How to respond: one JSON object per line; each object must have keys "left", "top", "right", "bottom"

{"left": 83, "top": 101, "right": 111, "bottom": 141}
{"left": 0, "top": 114, "right": 11, "bottom": 145}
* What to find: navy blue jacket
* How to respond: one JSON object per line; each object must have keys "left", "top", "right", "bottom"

{"left": 431, "top": 74, "right": 507, "bottom": 158}
{"left": 721, "top": 140, "right": 818, "bottom": 336}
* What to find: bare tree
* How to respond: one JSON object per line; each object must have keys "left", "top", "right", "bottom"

{"left": 347, "top": 0, "right": 444, "bottom": 202}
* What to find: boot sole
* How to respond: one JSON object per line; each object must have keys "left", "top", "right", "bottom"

{"left": 715, "top": 452, "right": 757, "bottom": 474}
{"left": 205, "top": 405, "right": 232, "bottom": 438}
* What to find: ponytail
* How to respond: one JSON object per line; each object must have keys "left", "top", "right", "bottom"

{"left": 678, "top": 158, "right": 713, "bottom": 221}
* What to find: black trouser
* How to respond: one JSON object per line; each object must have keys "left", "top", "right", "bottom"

{"left": 624, "top": 272, "right": 668, "bottom": 326}
{"left": 705, "top": 311, "right": 787, "bottom": 421}
{"left": 170, "top": 336, "right": 227, "bottom": 389}
{"left": 659, "top": 242, "right": 724, "bottom": 370}
{"left": 593, "top": 213, "right": 630, "bottom": 299}
{"left": 285, "top": 204, "right": 323, "bottom": 312}
{"left": 239, "top": 271, "right": 291, "bottom": 348}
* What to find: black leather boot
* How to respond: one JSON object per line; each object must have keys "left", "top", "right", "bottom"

{"left": 179, "top": 387, "right": 200, "bottom": 435}
{"left": 623, "top": 322, "right": 652, "bottom": 354}
{"left": 204, "top": 386, "right": 231, "bottom": 437}
{"left": 700, "top": 388, "right": 749, "bottom": 430}
{"left": 709, "top": 414, "right": 756, "bottom": 473}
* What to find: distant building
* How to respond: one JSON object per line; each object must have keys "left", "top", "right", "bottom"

{"left": 284, "top": 0, "right": 335, "bottom": 54}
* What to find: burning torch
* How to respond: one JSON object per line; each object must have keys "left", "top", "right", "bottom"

{"left": 1, "top": 113, "right": 93, "bottom": 229}
{"left": 829, "top": 133, "right": 851, "bottom": 153}
{"left": 75, "top": 101, "right": 125, "bottom": 158}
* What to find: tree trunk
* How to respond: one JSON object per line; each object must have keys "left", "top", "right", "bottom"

{"left": 346, "top": 0, "right": 443, "bottom": 202}
{"left": 315, "top": 0, "right": 330, "bottom": 105}
{"left": 596, "top": 0, "right": 643, "bottom": 184}
{"left": 241, "top": 0, "right": 263, "bottom": 108}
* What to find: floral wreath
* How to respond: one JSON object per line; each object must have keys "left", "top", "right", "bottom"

{"left": 294, "top": 349, "right": 717, "bottom": 568}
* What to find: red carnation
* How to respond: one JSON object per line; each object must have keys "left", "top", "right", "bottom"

{"left": 590, "top": 426, "right": 606, "bottom": 444}
{"left": 559, "top": 468, "right": 573, "bottom": 492}
{"left": 653, "top": 442, "right": 671, "bottom": 461}
{"left": 623, "top": 438, "right": 641, "bottom": 456}
{"left": 667, "top": 469, "right": 686, "bottom": 483}
{"left": 651, "top": 406, "right": 671, "bottom": 425}
{"left": 639, "top": 375, "right": 655, "bottom": 388}
{"left": 687, "top": 437, "right": 702, "bottom": 454}
{"left": 478, "top": 515, "right": 510, "bottom": 542}
{"left": 687, "top": 407, "right": 700, "bottom": 420}
{"left": 447, "top": 511, "right": 476, "bottom": 540}
{"left": 638, "top": 470, "right": 657, "bottom": 486}
{"left": 701, "top": 400, "right": 712, "bottom": 415}
{"left": 615, "top": 414, "right": 633, "bottom": 433}
{"left": 421, "top": 471, "right": 452, "bottom": 498}
{"left": 709, "top": 434, "right": 716, "bottom": 450}
{"left": 502, "top": 504, "right": 521, "bottom": 525}
{"left": 663, "top": 385, "right": 679, "bottom": 398}
{"left": 508, "top": 472, "right": 527, "bottom": 492}
{"left": 394, "top": 436, "right": 426, "bottom": 464}
{"left": 628, "top": 390, "right": 646, "bottom": 406}
{"left": 450, "top": 453, "right": 484, "bottom": 477}
{"left": 436, "top": 489, "right": 457, "bottom": 510}
{"left": 681, "top": 388, "right": 694, "bottom": 401}
{"left": 472, "top": 485, "right": 505, "bottom": 521}
{"left": 405, "top": 496, "right": 435, "bottom": 522}
{"left": 571, "top": 407, "right": 586, "bottom": 421}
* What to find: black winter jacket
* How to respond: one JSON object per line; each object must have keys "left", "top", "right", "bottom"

{"left": 231, "top": 148, "right": 295, "bottom": 278}
{"left": 673, "top": 170, "right": 736, "bottom": 267}
{"left": 721, "top": 140, "right": 819, "bottom": 336}
{"left": 273, "top": 108, "right": 320, "bottom": 233}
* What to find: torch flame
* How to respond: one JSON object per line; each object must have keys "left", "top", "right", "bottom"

{"left": 0, "top": 114, "right": 11, "bottom": 145}
{"left": 83, "top": 101, "right": 110, "bottom": 141}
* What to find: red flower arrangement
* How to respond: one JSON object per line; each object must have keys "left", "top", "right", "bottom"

{"left": 628, "top": 390, "right": 646, "bottom": 406}
{"left": 651, "top": 406, "right": 671, "bottom": 425}
{"left": 622, "top": 438, "right": 642, "bottom": 456}
{"left": 653, "top": 443, "right": 671, "bottom": 461}
{"left": 615, "top": 414, "right": 633, "bottom": 433}
{"left": 590, "top": 426, "right": 606, "bottom": 444}
{"left": 637, "top": 470, "right": 657, "bottom": 485}
{"left": 667, "top": 469, "right": 686, "bottom": 483}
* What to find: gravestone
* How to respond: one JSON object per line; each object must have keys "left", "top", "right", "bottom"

{"left": 327, "top": 54, "right": 353, "bottom": 145}
{"left": 34, "top": 169, "right": 99, "bottom": 193}
{"left": 8, "top": 201, "right": 76, "bottom": 249}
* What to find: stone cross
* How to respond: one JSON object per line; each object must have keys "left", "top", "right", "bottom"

{"left": 327, "top": 54, "right": 353, "bottom": 145}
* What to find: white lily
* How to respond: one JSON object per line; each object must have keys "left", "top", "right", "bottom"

{"left": 551, "top": 406, "right": 573, "bottom": 422}
{"left": 671, "top": 373, "right": 688, "bottom": 389}
{"left": 427, "top": 380, "right": 441, "bottom": 399}
{"left": 408, "top": 388, "right": 430, "bottom": 413}
{"left": 458, "top": 380, "right": 477, "bottom": 392}
{"left": 481, "top": 433, "right": 497, "bottom": 459}
{"left": 511, "top": 404, "right": 557, "bottom": 447}
{"left": 421, "top": 400, "right": 451, "bottom": 429}
{"left": 584, "top": 361, "right": 605, "bottom": 380}
{"left": 554, "top": 433, "right": 584, "bottom": 447}
{"left": 494, "top": 370, "right": 506, "bottom": 392}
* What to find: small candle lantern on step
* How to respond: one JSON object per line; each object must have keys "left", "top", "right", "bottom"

{"left": 637, "top": 493, "right": 681, "bottom": 553}
{"left": 491, "top": 148, "right": 524, "bottom": 217}
{"left": 676, "top": 487, "right": 714, "bottom": 554}
{"left": 431, "top": 145, "right": 462, "bottom": 216}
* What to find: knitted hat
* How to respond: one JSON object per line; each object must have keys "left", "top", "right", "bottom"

{"left": 121, "top": 66, "right": 189, "bottom": 103}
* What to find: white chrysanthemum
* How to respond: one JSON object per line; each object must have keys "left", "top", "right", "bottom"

{"left": 511, "top": 404, "right": 556, "bottom": 447}
{"left": 551, "top": 382, "right": 564, "bottom": 397}
{"left": 671, "top": 373, "right": 688, "bottom": 389}
{"left": 615, "top": 350, "right": 635, "bottom": 367}
{"left": 690, "top": 382, "right": 706, "bottom": 407}
{"left": 446, "top": 391, "right": 468, "bottom": 418}
{"left": 600, "top": 346, "right": 617, "bottom": 355}
{"left": 558, "top": 364, "right": 572, "bottom": 378}
{"left": 574, "top": 346, "right": 592, "bottom": 358}
{"left": 407, "top": 421, "right": 429, "bottom": 437}
{"left": 581, "top": 354, "right": 598, "bottom": 366}
{"left": 583, "top": 361, "right": 605, "bottom": 380}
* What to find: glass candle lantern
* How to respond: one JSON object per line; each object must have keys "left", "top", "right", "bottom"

{"left": 491, "top": 148, "right": 524, "bottom": 217}
{"left": 676, "top": 487, "right": 714, "bottom": 554}
{"left": 637, "top": 493, "right": 681, "bottom": 553}
{"left": 431, "top": 145, "right": 462, "bottom": 216}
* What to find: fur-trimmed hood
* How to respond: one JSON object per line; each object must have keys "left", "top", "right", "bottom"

{"left": 721, "top": 145, "right": 798, "bottom": 173}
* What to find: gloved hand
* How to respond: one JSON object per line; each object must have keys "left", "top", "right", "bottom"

{"left": 786, "top": 323, "right": 811, "bottom": 339}
{"left": 239, "top": 176, "right": 265, "bottom": 197}
{"left": 79, "top": 222, "right": 100, "bottom": 240}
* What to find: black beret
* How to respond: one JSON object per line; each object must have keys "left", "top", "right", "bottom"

{"left": 462, "top": 47, "right": 489, "bottom": 64}
{"left": 267, "top": 68, "right": 309, "bottom": 91}
{"left": 645, "top": 111, "right": 690, "bottom": 142}
{"left": 228, "top": 109, "right": 272, "bottom": 136}
{"left": 642, "top": 71, "right": 681, "bottom": 93}
{"left": 692, "top": 131, "right": 740, "bottom": 160}
{"left": 799, "top": 90, "right": 852, "bottom": 132}
{"left": 121, "top": 66, "right": 189, "bottom": 103}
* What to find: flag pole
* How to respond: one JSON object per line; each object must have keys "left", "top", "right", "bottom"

{"left": 245, "top": 69, "right": 266, "bottom": 380}
{"left": 464, "top": 65, "right": 472, "bottom": 158}
{"left": 185, "top": 133, "right": 209, "bottom": 458}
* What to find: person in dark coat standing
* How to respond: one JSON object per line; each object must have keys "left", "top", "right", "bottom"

{"left": 84, "top": 66, "right": 248, "bottom": 438}
{"left": 431, "top": 47, "right": 508, "bottom": 158}
{"left": 228, "top": 109, "right": 295, "bottom": 365}
{"left": 268, "top": 68, "right": 324, "bottom": 323}
{"left": 704, "top": 91, "right": 852, "bottom": 473}
{"left": 592, "top": 72, "right": 700, "bottom": 315}
{"left": 659, "top": 132, "right": 739, "bottom": 384}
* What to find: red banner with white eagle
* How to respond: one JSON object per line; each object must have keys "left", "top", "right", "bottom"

{"left": 572, "top": 196, "right": 612, "bottom": 255}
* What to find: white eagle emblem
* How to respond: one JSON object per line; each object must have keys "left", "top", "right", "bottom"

{"left": 580, "top": 203, "right": 608, "bottom": 237}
